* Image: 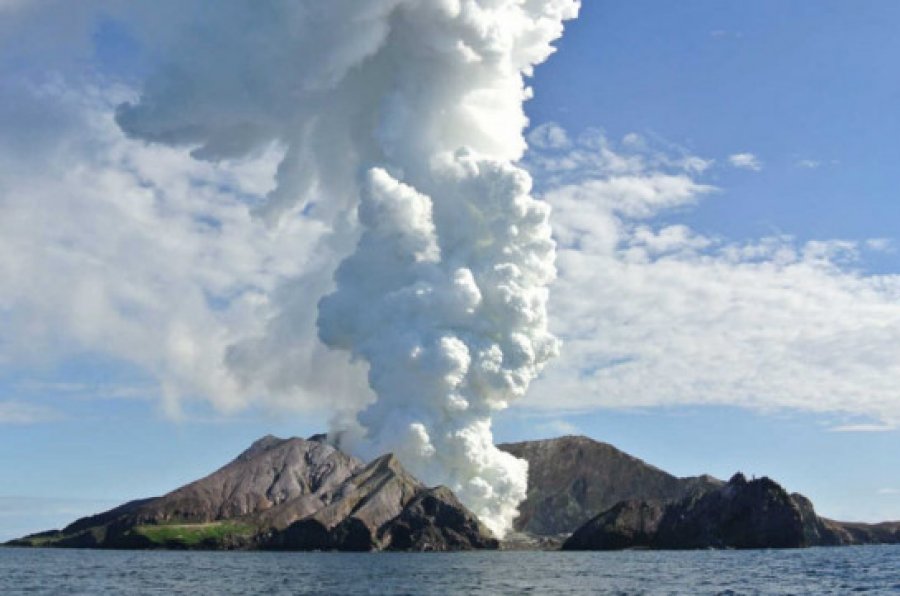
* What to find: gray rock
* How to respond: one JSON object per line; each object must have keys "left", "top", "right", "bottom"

{"left": 268, "top": 454, "right": 497, "bottom": 551}
{"left": 499, "top": 435, "right": 722, "bottom": 535}
{"left": 135, "top": 435, "right": 364, "bottom": 525}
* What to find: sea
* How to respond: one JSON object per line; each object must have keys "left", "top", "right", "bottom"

{"left": 2, "top": 546, "right": 898, "bottom": 595}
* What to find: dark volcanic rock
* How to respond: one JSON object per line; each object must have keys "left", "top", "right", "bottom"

{"left": 563, "top": 473, "right": 808, "bottom": 550}
{"left": 499, "top": 435, "right": 722, "bottom": 535}
{"left": 383, "top": 486, "right": 499, "bottom": 551}
{"left": 563, "top": 500, "right": 664, "bottom": 550}
{"left": 508, "top": 437, "right": 898, "bottom": 550}
{"left": 656, "top": 473, "right": 805, "bottom": 549}
{"left": 790, "top": 492, "right": 849, "bottom": 546}
{"left": 834, "top": 521, "right": 900, "bottom": 544}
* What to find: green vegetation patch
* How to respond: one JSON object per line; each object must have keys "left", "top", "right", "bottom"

{"left": 133, "top": 521, "right": 255, "bottom": 546}
{"left": 15, "top": 534, "right": 64, "bottom": 547}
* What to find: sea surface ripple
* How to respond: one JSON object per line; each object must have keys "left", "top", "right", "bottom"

{"left": 2, "top": 545, "right": 899, "bottom": 595}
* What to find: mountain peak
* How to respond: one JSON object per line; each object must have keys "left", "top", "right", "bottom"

{"left": 237, "top": 434, "right": 287, "bottom": 461}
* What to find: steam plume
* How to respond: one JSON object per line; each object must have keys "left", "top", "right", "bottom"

{"left": 117, "top": 0, "right": 580, "bottom": 536}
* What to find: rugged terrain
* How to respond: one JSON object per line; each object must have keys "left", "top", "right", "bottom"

{"left": 562, "top": 472, "right": 900, "bottom": 550}
{"left": 7, "top": 435, "right": 496, "bottom": 551}
{"left": 499, "top": 435, "right": 721, "bottom": 535}
{"left": 7, "top": 434, "right": 899, "bottom": 551}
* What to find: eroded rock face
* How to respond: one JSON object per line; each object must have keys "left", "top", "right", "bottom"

{"left": 136, "top": 435, "right": 365, "bottom": 525}
{"left": 268, "top": 454, "right": 420, "bottom": 551}
{"left": 383, "top": 487, "right": 499, "bottom": 551}
{"left": 268, "top": 456, "right": 498, "bottom": 551}
{"left": 656, "top": 473, "right": 805, "bottom": 549}
{"left": 499, "top": 436, "right": 722, "bottom": 536}
{"left": 563, "top": 473, "right": 808, "bottom": 550}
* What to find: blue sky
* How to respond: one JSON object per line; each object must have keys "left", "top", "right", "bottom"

{"left": 537, "top": 0, "right": 900, "bottom": 256}
{"left": 1, "top": 1, "right": 899, "bottom": 541}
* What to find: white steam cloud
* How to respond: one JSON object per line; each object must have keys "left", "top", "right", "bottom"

{"left": 116, "top": 1, "right": 580, "bottom": 536}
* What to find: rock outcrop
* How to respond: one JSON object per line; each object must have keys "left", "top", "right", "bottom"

{"left": 265, "top": 453, "right": 495, "bottom": 551}
{"left": 834, "top": 520, "right": 900, "bottom": 544}
{"left": 499, "top": 435, "right": 722, "bottom": 535}
{"left": 383, "top": 486, "right": 499, "bottom": 551}
{"left": 560, "top": 499, "right": 665, "bottom": 550}
{"left": 561, "top": 472, "right": 900, "bottom": 550}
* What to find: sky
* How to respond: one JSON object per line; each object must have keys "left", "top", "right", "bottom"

{"left": 1, "top": 0, "right": 899, "bottom": 541}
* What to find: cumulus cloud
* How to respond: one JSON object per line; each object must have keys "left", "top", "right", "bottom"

{"left": 524, "top": 126, "right": 900, "bottom": 428}
{"left": 728, "top": 152, "right": 762, "bottom": 171}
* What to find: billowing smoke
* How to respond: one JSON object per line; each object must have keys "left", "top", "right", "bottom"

{"left": 117, "top": 0, "right": 580, "bottom": 536}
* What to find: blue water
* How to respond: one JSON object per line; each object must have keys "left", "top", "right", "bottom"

{"left": 2, "top": 546, "right": 899, "bottom": 595}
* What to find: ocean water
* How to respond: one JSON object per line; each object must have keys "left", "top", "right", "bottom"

{"left": 1, "top": 546, "right": 898, "bottom": 595}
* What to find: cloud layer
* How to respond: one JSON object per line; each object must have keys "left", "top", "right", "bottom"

{"left": 526, "top": 126, "right": 900, "bottom": 428}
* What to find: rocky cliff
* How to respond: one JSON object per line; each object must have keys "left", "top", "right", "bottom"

{"left": 562, "top": 472, "right": 900, "bottom": 550}
{"left": 266, "top": 453, "right": 496, "bottom": 551}
{"left": 499, "top": 435, "right": 721, "bottom": 535}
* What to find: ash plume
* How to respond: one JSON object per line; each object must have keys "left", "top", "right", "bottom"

{"left": 116, "top": 0, "right": 580, "bottom": 536}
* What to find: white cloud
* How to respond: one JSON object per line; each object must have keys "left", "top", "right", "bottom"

{"left": 525, "top": 126, "right": 715, "bottom": 190}
{"left": 0, "top": 78, "right": 362, "bottom": 417}
{"left": 528, "top": 123, "right": 572, "bottom": 150}
{"left": 728, "top": 152, "right": 762, "bottom": 171}
{"left": 830, "top": 424, "right": 897, "bottom": 433}
{"left": 521, "top": 125, "right": 900, "bottom": 428}
{"left": 2, "top": 0, "right": 898, "bottom": 441}
{"left": 866, "top": 238, "right": 894, "bottom": 253}
{"left": 878, "top": 488, "right": 900, "bottom": 495}
{"left": 533, "top": 419, "right": 581, "bottom": 437}
{"left": 0, "top": 401, "right": 60, "bottom": 425}
{"left": 796, "top": 159, "right": 821, "bottom": 169}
